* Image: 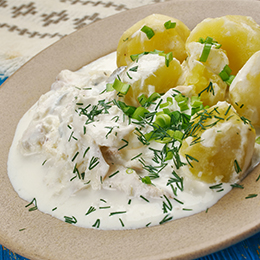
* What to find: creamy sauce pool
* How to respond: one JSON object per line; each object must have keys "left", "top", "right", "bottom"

{"left": 8, "top": 52, "right": 251, "bottom": 230}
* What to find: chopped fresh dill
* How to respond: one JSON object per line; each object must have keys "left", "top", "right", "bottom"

{"left": 25, "top": 198, "right": 38, "bottom": 212}
{"left": 85, "top": 206, "right": 96, "bottom": 215}
{"left": 140, "top": 195, "right": 150, "bottom": 203}
{"left": 245, "top": 194, "right": 258, "bottom": 199}
{"left": 159, "top": 214, "right": 173, "bottom": 225}
{"left": 64, "top": 215, "right": 77, "bottom": 224}
{"left": 88, "top": 156, "right": 99, "bottom": 170}
{"left": 174, "top": 198, "right": 184, "bottom": 204}
{"left": 118, "top": 139, "right": 129, "bottom": 150}
{"left": 109, "top": 211, "right": 127, "bottom": 216}
{"left": 92, "top": 219, "right": 100, "bottom": 228}
{"left": 234, "top": 160, "right": 242, "bottom": 173}
{"left": 109, "top": 170, "right": 119, "bottom": 178}
{"left": 119, "top": 218, "right": 125, "bottom": 227}
{"left": 231, "top": 183, "right": 244, "bottom": 189}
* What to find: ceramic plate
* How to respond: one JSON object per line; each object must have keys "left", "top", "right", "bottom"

{"left": 1, "top": 1, "right": 260, "bottom": 259}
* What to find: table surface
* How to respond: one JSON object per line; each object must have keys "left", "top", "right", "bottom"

{"left": 1, "top": 0, "right": 260, "bottom": 259}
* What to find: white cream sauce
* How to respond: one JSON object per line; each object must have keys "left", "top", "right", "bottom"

{"left": 8, "top": 52, "right": 241, "bottom": 230}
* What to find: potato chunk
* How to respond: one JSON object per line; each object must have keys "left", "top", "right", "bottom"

{"left": 117, "top": 14, "right": 190, "bottom": 67}
{"left": 179, "top": 101, "right": 255, "bottom": 183}
{"left": 118, "top": 53, "right": 182, "bottom": 107}
{"left": 186, "top": 15, "right": 260, "bottom": 74}
{"left": 176, "top": 42, "right": 228, "bottom": 107}
{"left": 229, "top": 50, "right": 260, "bottom": 127}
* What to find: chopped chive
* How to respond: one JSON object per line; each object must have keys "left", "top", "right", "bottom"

{"left": 146, "top": 222, "right": 152, "bottom": 227}
{"left": 256, "top": 174, "right": 260, "bottom": 182}
{"left": 128, "top": 199, "right": 132, "bottom": 205}
{"left": 52, "top": 207, "right": 57, "bottom": 211}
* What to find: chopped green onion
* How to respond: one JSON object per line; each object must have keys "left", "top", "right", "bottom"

{"left": 112, "top": 78, "right": 131, "bottom": 95}
{"left": 142, "top": 176, "right": 152, "bottom": 184}
{"left": 154, "top": 113, "right": 171, "bottom": 128}
{"left": 131, "top": 106, "right": 149, "bottom": 121}
{"left": 164, "top": 20, "right": 176, "bottom": 29}
{"left": 199, "top": 42, "right": 212, "bottom": 62}
{"left": 106, "top": 83, "right": 114, "bottom": 92}
{"left": 255, "top": 136, "right": 260, "bottom": 144}
{"left": 165, "top": 52, "right": 173, "bottom": 67}
{"left": 126, "top": 168, "right": 134, "bottom": 174}
{"left": 174, "top": 93, "right": 189, "bottom": 111}
{"left": 141, "top": 25, "right": 155, "bottom": 39}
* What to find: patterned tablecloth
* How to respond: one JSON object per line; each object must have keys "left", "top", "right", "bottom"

{"left": 1, "top": 0, "right": 260, "bottom": 259}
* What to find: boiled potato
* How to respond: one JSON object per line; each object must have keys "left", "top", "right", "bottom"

{"left": 179, "top": 101, "right": 255, "bottom": 183}
{"left": 186, "top": 15, "right": 260, "bottom": 74}
{"left": 118, "top": 53, "right": 182, "bottom": 107}
{"left": 117, "top": 14, "right": 190, "bottom": 67}
{"left": 176, "top": 42, "right": 228, "bottom": 107}
{"left": 229, "top": 50, "right": 260, "bottom": 127}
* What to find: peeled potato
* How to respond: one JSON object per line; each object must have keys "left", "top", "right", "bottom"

{"left": 117, "top": 14, "right": 190, "bottom": 67}
{"left": 118, "top": 53, "right": 182, "bottom": 107}
{"left": 229, "top": 50, "right": 260, "bottom": 127}
{"left": 179, "top": 101, "right": 255, "bottom": 183}
{"left": 186, "top": 15, "right": 260, "bottom": 74}
{"left": 176, "top": 42, "right": 228, "bottom": 107}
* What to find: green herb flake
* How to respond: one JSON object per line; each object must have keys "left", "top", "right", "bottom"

{"left": 164, "top": 20, "right": 176, "bottom": 29}
{"left": 85, "top": 206, "right": 96, "bottom": 215}
{"left": 245, "top": 194, "right": 258, "bottom": 199}
{"left": 25, "top": 198, "right": 38, "bottom": 212}
{"left": 92, "top": 219, "right": 101, "bottom": 228}
{"left": 141, "top": 25, "right": 155, "bottom": 39}
{"left": 234, "top": 160, "right": 242, "bottom": 174}
{"left": 64, "top": 215, "right": 77, "bottom": 224}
